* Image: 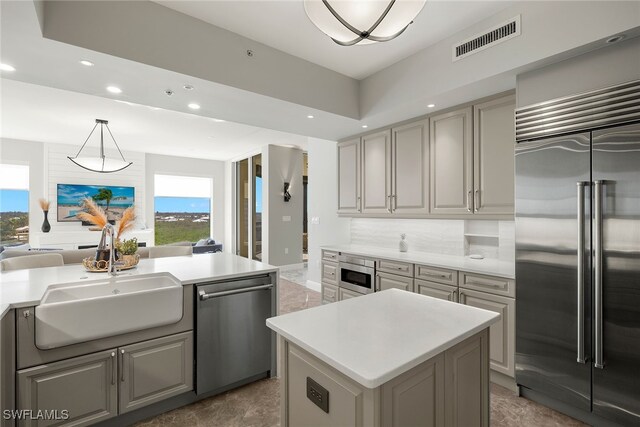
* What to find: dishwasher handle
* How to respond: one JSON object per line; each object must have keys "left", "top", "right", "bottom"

{"left": 199, "top": 284, "right": 274, "bottom": 301}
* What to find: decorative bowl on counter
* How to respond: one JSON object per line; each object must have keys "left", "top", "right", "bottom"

{"left": 82, "top": 253, "right": 140, "bottom": 272}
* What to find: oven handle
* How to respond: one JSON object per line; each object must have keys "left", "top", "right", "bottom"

{"left": 199, "top": 284, "right": 274, "bottom": 301}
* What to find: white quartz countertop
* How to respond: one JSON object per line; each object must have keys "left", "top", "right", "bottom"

{"left": 267, "top": 289, "right": 500, "bottom": 388}
{"left": 321, "top": 244, "right": 515, "bottom": 279}
{"left": 0, "top": 252, "right": 278, "bottom": 318}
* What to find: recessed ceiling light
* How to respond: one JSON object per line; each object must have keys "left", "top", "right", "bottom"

{"left": 80, "top": 60, "right": 94, "bottom": 67}
{"left": 307, "top": 115, "right": 314, "bottom": 119}
{"left": 0, "top": 63, "right": 16, "bottom": 72}
{"left": 427, "top": 104, "right": 436, "bottom": 108}
{"left": 183, "top": 84, "right": 194, "bottom": 90}
{"left": 188, "top": 103, "right": 201, "bottom": 110}
{"left": 362, "top": 125, "right": 368, "bottom": 129}
{"left": 106, "top": 86, "right": 122, "bottom": 94}
{"left": 212, "top": 118, "right": 226, "bottom": 123}
{"left": 606, "top": 35, "right": 625, "bottom": 44}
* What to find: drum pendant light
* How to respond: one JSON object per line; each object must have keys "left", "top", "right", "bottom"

{"left": 304, "top": 0, "right": 426, "bottom": 46}
{"left": 68, "top": 119, "right": 133, "bottom": 173}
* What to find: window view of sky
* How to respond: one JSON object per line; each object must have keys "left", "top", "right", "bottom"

{"left": 155, "top": 197, "right": 211, "bottom": 213}
{"left": 0, "top": 189, "right": 29, "bottom": 212}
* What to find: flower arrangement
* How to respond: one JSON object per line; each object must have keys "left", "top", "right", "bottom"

{"left": 76, "top": 197, "right": 136, "bottom": 242}
{"left": 39, "top": 199, "right": 51, "bottom": 232}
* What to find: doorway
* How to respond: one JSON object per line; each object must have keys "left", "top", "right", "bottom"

{"left": 235, "top": 154, "right": 262, "bottom": 261}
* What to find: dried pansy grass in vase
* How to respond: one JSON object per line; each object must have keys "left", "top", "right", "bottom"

{"left": 76, "top": 197, "right": 108, "bottom": 229}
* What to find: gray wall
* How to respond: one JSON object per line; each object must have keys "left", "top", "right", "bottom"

{"left": 306, "top": 138, "right": 350, "bottom": 284}
{"left": 145, "top": 153, "right": 226, "bottom": 248}
{"left": 517, "top": 36, "right": 640, "bottom": 107}
{"left": 263, "top": 145, "right": 303, "bottom": 266}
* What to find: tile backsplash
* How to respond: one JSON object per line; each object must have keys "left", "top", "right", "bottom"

{"left": 350, "top": 218, "right": 515, "bottom": 261}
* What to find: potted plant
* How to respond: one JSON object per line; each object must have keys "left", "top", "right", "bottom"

{"left": 116, "top": 237, "right": 139, "bottom": 266}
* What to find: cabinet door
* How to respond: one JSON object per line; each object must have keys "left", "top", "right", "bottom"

{"left": 430, "top": 107, "right": 473, "bottom": 214}
{"left": 321, "top": 282, "right": 338, "bottom": 304}
{"left": 415, "top": 279, "right": 457, "bottom": 302}
{"left": 391, "top": 120, "right": 429, "bottom": 214}
{"left": 444, "top": 330, "right": 489, "bottom": 427}
{"left": 460, "top": 290, "right": 515, "bottom": 377}
{"left": 338, "top": 287, "right": 362, "bottom": 301}
{"left": 337, "top": 139, "right": 361, "bottom": 214}
{"left": 376, "top": 272, "right": 414, "bottom": 292}
{"left": 361, "top": 130, "right": 392, "bottom": 214}
{"left": 322, "top": 262, "right": 338, "bottom": 285}
{"left": 473, "top": 95, "right": 516, "bottom": 215}
{"left": 17, "top": 349, "right": 118, "bottom": 427}
{"left": 119, "top": 332, "right": 193, "bottom": 414}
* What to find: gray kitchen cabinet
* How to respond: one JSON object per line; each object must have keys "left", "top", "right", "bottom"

{"left": 17, "top": 349, "right": 118, "bottom": 427}
{"left": 321, "top": 282, "right": 338, "bottom": 304}
{"left": 415, "top": 265, "right": 458, "bottom": 287}
{"left": 119, "top": 331, "right": 193, "bottom": 414}
{"left": 444, "top": 329, "right": 489, "bottom": 427}
{"left": 459, "top": 289, "right": 515, "bottom": 377}
{"left": 377, "top": 258, "right": 414, "bottom": 278}
{"left": 473, "top": 95, "right": 516, "bottom": 215}
{"left": 321, "top": 262, "right": 338, "bottom": 285}
{"left": 430, "top": 106, "right": 474, "bottom": 215}
{"left": 376, "top": 271, "right": 414, "bottom": 293}
{"left": 415, "top": 279, "right": 458, "bottom": 302}
{"left": 361, "top": 130, "right": 392, "bottom": 214}
{"left": 338, "top": 287, "right": 362, "bottom": 301}
{"left": 337, "top": 139, "right": 361, "bottom": 214}
{"left": 391, "top": 120, "right": 429, "bottom": 214}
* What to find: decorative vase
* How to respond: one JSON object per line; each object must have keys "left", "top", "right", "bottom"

{"left": 399, "top": 234, "right": 408, "bottom": 252}
{"left": 41, "top": 210, "right": 51, "bottom": 233}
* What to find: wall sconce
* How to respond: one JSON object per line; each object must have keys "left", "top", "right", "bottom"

{"left": 284, "top": 182, "right": 291, "bottom": 202}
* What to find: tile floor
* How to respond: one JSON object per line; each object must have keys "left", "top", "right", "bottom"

{"left": 135, "top": 278, "right": 587, "bottom": 427}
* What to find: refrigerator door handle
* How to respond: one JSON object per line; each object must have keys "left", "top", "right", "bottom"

{"left": 594, "top": 180, "right": 605, "bottom": 369}
{"left": 576, "top": 181, "right": 587, "bottom": 364}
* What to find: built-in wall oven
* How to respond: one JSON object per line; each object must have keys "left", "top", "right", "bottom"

{"left": 338, "top": 254, "right": 375, "bottom": 295}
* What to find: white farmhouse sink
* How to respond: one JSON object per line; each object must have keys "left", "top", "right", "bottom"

{"left": 35, "top": 273, "right": 183, "bottom": 349}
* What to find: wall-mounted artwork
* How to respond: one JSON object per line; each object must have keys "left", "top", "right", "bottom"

{"left": 57, "top": 184, "right": 135, "bottom": 222}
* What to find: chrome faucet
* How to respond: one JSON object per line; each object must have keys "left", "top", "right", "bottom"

{"left": 98, "top": 224, "right": 123, "bottom": 276}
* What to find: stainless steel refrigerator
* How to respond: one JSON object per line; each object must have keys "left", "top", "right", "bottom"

{"left": 515, "top": 80, "right": 640, "bottom": 426}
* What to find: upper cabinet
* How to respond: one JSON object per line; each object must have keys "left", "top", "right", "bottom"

{"left": 430, "top": 107, "right": 474, "bottom": 214}
{"left": 473, "top": 95, "right": 516, "bottom": 215}
{"left": 361, "top": 130, "right": 392, "bottom": 214}
{"left": 337, "top": 92, "right": 515, "bottom": 218}
{"left": 392, "top": 120, "right": 429, "bottom": 214}
{"left": 337, "top": 138, "right": 361, "bottom": 214}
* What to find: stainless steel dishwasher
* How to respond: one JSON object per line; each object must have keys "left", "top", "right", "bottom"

{"left": 195, "top": 274, "right": 276, "bottom": 397}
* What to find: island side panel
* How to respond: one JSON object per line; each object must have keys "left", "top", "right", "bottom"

{"left": 1, "top": 310, "right": 16, "bottom": 427}
{"left": 444, "top": 328, "right": 490, "bottom": 427}
{"left": 281, "top": 339, "right": 379, "bottom": 427}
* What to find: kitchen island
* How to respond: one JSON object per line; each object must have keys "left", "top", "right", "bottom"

{"left": 267, "top": 288, "right": 500, "bottom": 427}
{"left": 0, "top": 253, "right": 278, "bottom": 427}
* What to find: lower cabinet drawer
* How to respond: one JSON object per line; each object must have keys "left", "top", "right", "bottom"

{"left": 322, "top": 262, "right": 338, "bottom": 285}
{"left": 17, "top": 349, "right": 118, "bottom": 427}
{"left": 338, "top": 287, "right": 362, "bottom": 301}
{"left": 119, "top": 331, "right": 194, "bottom": 414}
{"left": 415, "top": 265, "right": 458, "bottom": 286}
{"left": 377, "top": 259, "right": 414, "bottom": 278}
{"left": 460, "top": 272, "right": 514, "bottom": 297}
{"left": 322, "top": 282, "right": 338, "bottom": 304}
{"left": 376, "top": 272, "right": 414, "bottom": 292}
{"left": 415, "top": 279, "right": 457, "bottom": 302}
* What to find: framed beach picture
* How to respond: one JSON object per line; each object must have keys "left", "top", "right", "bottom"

{"left": 57, "top": 184, "right": 135, "bottom": 223}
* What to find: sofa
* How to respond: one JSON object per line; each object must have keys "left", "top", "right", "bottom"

{"left": 0, "top": 239, "right": 223, "bottom": 264}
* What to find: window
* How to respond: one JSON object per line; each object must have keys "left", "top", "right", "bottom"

{"left": 0, "top": 164, "right": 30, "bottom": 245}
{"left": 154, "top": 174, "right": 212, "bottom": 246}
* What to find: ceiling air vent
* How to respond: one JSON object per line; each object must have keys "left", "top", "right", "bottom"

{"left": 453, "top": 15, "right": 521, "bottom": 61}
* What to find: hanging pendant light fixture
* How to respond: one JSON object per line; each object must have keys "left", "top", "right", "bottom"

{"left": 68, "top": 119, "right": 133, "bottom": 173}
{"left": 304, "top": 0, "right": 426, "bottom": 46}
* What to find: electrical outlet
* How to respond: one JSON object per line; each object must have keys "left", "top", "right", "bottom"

{"left": 285, "top": 248, "right": 289, "bottom": 254}
{"left": 282, "top": 215, "right": 291, "bottom": 222}
{"left": 311, "top": 216, "right": 320, "bottom": 224}
{"left": 307, "top": 377, "right": 329, "bottom": 413}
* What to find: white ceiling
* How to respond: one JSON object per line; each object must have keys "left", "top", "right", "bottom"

{"left": 0, "top": 79, "right": 308, "bottom": 161}
{"left": 155, "top": 0, "right": 515, "bottom": 79}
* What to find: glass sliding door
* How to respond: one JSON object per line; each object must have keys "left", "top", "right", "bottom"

{"left": 252, "top": 155, "right": 262, "bottom": 261}
{"left": 236, "top": 154, "right": 262, "bottom": 260}
{"left": 236, "top": 158, "right": 249, "bottom": 258}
